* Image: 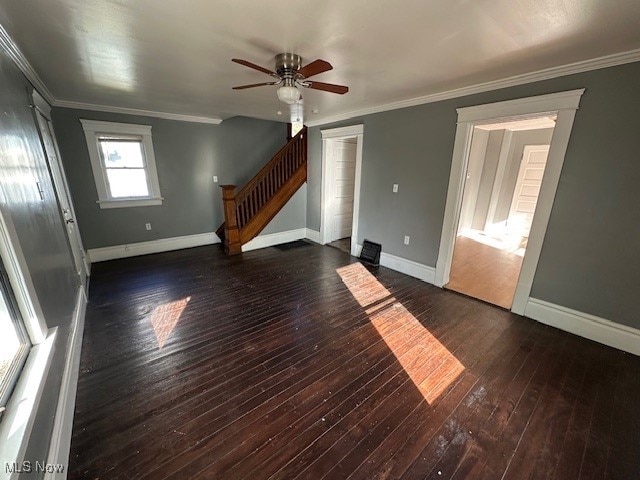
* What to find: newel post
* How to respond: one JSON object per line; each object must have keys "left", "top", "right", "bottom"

{"left": 220, "top": 185, "right": 242, "bottom": 255}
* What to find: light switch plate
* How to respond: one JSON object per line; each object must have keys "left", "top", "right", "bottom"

{"left": 393, "top": 184, "right": 399, "bottom": 193}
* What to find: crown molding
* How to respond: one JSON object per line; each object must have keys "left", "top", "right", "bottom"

{"left": 54, "top": 100, "right": 223, "bottom": 125}
{"left": 0, "top": 23, "right": 223, "bottom": 125}
{"left": 2, "top": 18, "right": 638, "bottom": 128}
{"left": 305, "top": 48, "right": 640, "bottom": 127}
{"left": 0, "top": 24, "right": 55, "bottom": 105}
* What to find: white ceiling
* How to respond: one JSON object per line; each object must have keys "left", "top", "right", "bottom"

{"left": 1, "top": 0, "right": 639, "bottom": 125}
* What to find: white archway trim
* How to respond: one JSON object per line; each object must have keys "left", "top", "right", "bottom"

{"left": 435, "top": 89, "right": 584, "bottom": 315}
{"left": 320, "top": 125, "right": 364, "bottom": 253}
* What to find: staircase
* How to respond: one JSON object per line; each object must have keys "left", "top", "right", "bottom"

{"left": 217, "top": 127, "right": 307, "bottom": 254}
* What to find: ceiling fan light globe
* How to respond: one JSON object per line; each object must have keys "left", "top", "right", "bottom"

{"left": 277, "top": 86, "right": 301, "bottom": 104}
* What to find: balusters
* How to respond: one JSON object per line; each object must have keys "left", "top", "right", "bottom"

{"left": 220, "top": 128, "right": 307, "bottom": 252}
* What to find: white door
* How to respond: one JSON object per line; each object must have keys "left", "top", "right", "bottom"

{"left": 33, "top": 99, "right": 89, "bottom": 287}
{"left": 507, "top": 144, "right": 550, "bottom": 237}
{"left": 330, "top": 139, "right": 357, "bottom": 242}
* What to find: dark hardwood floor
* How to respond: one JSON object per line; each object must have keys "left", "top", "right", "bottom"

{"left": 69, "top": 241, "right": 640, "bottom": 479}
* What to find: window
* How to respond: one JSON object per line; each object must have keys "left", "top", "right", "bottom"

{"left": 80, "top": 120, "right": 163, "bottom": 208}
{"left": 0, "top": 259, "right": 30, "bottom": 411}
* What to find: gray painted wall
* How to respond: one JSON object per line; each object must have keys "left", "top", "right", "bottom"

{"left": 51, "top": 108, "right": 305, "bottom": 249}
{"left": 472, "top": 130, "right": 505, "bottom": 230}
{"left": 0, "top": 49, "right": 78, "bottom": 471}
{"left": 458, "top": 129, "right": 488, "bottom": 232}
{"left": 307, "top": 61, "right": 640, "bottom": 329}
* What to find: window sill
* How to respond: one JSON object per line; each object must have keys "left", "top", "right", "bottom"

{"left": 97, "top": 198, "right": 163, "bottom": 209}
{"left": 0, "top": 328, "right": 57, "bottom": 478}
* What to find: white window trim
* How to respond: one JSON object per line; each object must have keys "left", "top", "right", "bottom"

{"left": 0, "top": 204, "right": 56, "bottom": 478}
{"left": 80, "top": 119, "right": 163, "bottom": 209}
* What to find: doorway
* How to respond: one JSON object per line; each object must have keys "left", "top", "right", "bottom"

{"left": 435, "top": 89, "right": 584, "bottom": 315}
{"left": 446, "top": 117, "right": 555, "bottom": 308}
{"left": 32, "top": 91, "right": 89, "bottom": 288}
{"left": 320, "top": 125, "right": 364, "bottom": 256}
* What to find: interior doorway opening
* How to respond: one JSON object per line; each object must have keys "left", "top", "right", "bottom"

{"left": 445, "top": 115, "right": 556, "bottom": 308}
{"left": 320, "top": 125, "right": 364, "bottom": 256}
{"left": 326, "top": 137, "right": 357, "bottom": 253}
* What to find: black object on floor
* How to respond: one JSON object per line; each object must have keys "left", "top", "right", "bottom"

{"left": 359, "top": 239, "right": 381, "bottom": 266}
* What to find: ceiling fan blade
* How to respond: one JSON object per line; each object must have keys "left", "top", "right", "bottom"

{"left": 232, "top": 58, "right": 277, "bottom": 77}
{"left": 232, "top": 82, "right": 278, "bottom": 90}
{"left": 304, "top": 81, "right": 349, "bottom": 94}
{"left": 297, "top": 59, "right": 333, "bottom": 79}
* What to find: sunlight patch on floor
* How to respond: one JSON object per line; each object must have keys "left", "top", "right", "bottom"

{"left": 150, "top": 297, "right": 190, "bottom": 349}
{"left": 459, "top": 227, "right": 527, "bottom": 257}
{"left": 336, "top": 263, "right": 464, "bottom": 404}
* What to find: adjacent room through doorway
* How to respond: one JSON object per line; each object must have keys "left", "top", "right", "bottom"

{"left": 324, "top": 137, "right": 357, "bottom": 254}
{"left": 320, "top": 125, "right": 364, "bottom": 256}
{"left": 445, "top": 116, "right": 556, "bottom": 308}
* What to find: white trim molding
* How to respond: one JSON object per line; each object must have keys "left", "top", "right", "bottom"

{"left": 87, "top": 228, "right": 315, "bottom": 262}
{"left": 456, "top": 89, "right": 585, "bottom": 123}
{"left": 355, "top": 244, "right": 436, "bottom": 285}
{"left": 0, "top": 205, "right": 48, "bottom": 343}
{"left": 319, "top": 125, "right": 364, "bottom": 252}
{"left": 97, "top": 198, "right": 163, "bottom": 209}
{"left": 305, "top": 49, "right": 640, "bottom": 127}
{"left": 31, "top": 90, "right": 52, "bottom": 118}
{"left": 80, "top": 119, "right": 163, "bottom": 209}
{"left": 56, "top": 100, "right": 223, "bottom": 125}
{"left": 320, "top": 125, "right": 365, "bottom": 139}
{"left": 305, "top": 229, "right": 321, "bottom": 244}
{"left": 1, "top": 19, "right": 637, "bottom": 129}
{"left": 435, "top": 89, "right": 584, "bottom": 316}
{"left": 44, "top": 287, "right": 86, "bottom": 480}
{"left": 0, "top": 328, "right": 57, "bottom": 480}
{"left": 87, "top": 232, "right": 221, "bottom": 263}
{"left": 525, "top": 298, "right": 640, "bottom": 356}
{"left": 241, "top": 228, "right": 307, "bottom": 252}
{"left": 0, "top": 24, "right": 55, "bottom": 105}
{"left": 0, "top": 25, "right": 223, "bottom": 125}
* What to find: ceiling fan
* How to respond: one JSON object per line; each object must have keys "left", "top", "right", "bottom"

{"left": 232, "top": 53, "right": 349, "bottom": 104}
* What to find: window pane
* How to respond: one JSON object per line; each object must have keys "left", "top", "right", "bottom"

{"left": 99, "top": 140, "right": 145, "bottom": 168}
{"left": 106, "top": 169, "right": 150, "bottom": 198}
{"left": 0, "top": 264, "right": 30, "bottom": 407}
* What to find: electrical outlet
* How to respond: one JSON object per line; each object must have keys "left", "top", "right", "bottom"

{"left": 145, "top": 223, "right": 152, "bottom": 231}
{"left": 213, "top": 175, "right": 218, "bottom": 183}
{"left": 404, "top": 235, "right": 410, "bottom": 245}
{"left": 393, "top": 184, "right": 399, "bottom": 193}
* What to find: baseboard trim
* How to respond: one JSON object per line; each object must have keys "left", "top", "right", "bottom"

{"left": 305, "top": 229, "right": 321, "bottom": 244}
{"left": 525, "top": 298, "right": 640, "bottom": 356}
{"left": 355, "top": 244, "right": 436, "bottom": 284}
{"left": 87, "top": 232, "right": 221, "bottom": 263}
{"left": 44, "top": 287, "right": 87, "bottom": 479}
{"left": 242, "top": 228, "right": 307, "bottom": 252}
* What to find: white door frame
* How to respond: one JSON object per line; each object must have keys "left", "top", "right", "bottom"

{"left": 32, "top": 91, "right": 90, "bottom": 283}
{"left": 320, "top": 124, "right": 364, "bottom": 256}
{"left": 435, "top": 89, "right": 584, "bottom": 315}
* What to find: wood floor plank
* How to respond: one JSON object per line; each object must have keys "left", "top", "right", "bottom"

{"left": 68, "top": 243, "right": 640, "bottom": 480}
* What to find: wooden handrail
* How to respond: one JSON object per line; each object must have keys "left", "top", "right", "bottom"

{"left": 235, "top": 127, "right": 306, "bottom": 201}
{"left": 219, "top": 127, "right": 307, "bottom": 254}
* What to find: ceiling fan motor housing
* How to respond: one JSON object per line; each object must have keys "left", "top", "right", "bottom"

{"left": 275, "top": 53, "right": 302, "bottom": 77}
